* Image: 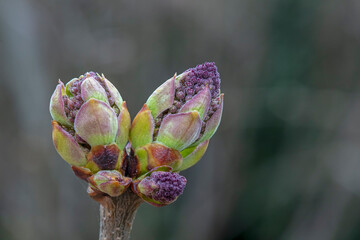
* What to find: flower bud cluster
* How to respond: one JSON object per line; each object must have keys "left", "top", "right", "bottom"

{"left": 50, "top": 62, "right": 223, "bottom": 207}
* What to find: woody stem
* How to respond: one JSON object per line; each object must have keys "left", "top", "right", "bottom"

{"left": 99, "top": 190, "right": 143, "bottom": 240}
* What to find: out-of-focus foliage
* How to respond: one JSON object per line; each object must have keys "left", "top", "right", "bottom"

{"left": 0, "top": 0, "right": 360, "bottom": 240}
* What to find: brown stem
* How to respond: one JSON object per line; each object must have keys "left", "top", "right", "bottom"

{"left": 99, "top": 190, "right": 143, "bottom": 240}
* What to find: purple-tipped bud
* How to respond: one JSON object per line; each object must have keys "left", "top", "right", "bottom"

{"left": 50, "top": 72, "right": 127, "bottom": 175}
{"left": 180, "top": 62, "right": 220, "bottom": 98}
{"left": 176, "top": 62, "right": 223, "bottom": 146}
{"left": 149, "top": 62, "right": 222, "bottom": 144}
{"left": 134, "top": 62, "right": 223, "bottom": 173}
{"left": 56, "top": 72, "right": 123, "bottom": 125}
{"left": 177, "top": 62, "right": 221, "bottom": 113}
{"left": 138, "top": 171, "right": 186, "bottom": 205}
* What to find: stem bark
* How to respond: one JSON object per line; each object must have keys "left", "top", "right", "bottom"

{"left": 99, "top": 190, "right": 143, "bottom": 240}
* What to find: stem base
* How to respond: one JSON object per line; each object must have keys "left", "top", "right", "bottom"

{"left": 99, "top": 190, "right": 143, "bottom": 240}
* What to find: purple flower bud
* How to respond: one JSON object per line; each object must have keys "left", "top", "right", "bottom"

{"left": 138, "top": 171, "right": 187, "bottom": 204}
{"left": 175, "top": 62, "right": 221, "bottom": 115}
{"left": 176, "top": 90, "right": 185, "bottom": 100}
{"left": 185, "top": 81, "right": 193, "bottom": 87}
{"left": 192, "top": 62, "right": 219, "bottom": 89}
{"left": 194, "top": 84, "right": 202, "bottom": 93}
{"left": 174, "top": 100, "right": 182, "bottom": 109}
{"left": 169, "top": 106, "right": 177, "bottom": 114}
{"left": 186, "top": 87, "right": 194, "bottom": 96}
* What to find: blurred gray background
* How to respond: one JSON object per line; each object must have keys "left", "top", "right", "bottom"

{"left": 1, "top": 0, "right": 360, "bottom": 239}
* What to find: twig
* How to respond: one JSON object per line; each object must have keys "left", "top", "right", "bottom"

{"left": 99, "top": 190, "right": 143, "bottom": 240}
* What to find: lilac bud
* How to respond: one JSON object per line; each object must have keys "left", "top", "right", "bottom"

{"left": 135, "top": 62, "right": 223, "bottom": 168}
{"left": 137, "top": 171, "right": 187, "bottom": 205}
{"left": 186, "top": 87, "right": 194, "bottom": 96}
{"left": 176, "top": 90, "right": 185, "bottom": 100}
{"left": 169, "top": 106, "right": 177, "bottom": 114}
{"left": 50, "top": 72, "right": 128, "bottom": 178}
{"left": 182, "top": 62, "right": 221, "bottom": 102}
{"left": 175, "top": 62, "right": 223, "bottom": 145}
{"left": 194, "top": 84, "right": 202, "bottom": 93}
{"left": 88, "top": 170, "right": 132, "bottom": 197}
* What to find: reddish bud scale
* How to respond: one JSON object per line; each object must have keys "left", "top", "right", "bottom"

{"left": 87, "top": 144, "right": 120, "bottom": 170}
{"left": 149, "top": 145, "right": 180, "bottom": 167}
{"left": 121, "top": 149, "right": 140, "bottom": 178}
{"left": 72, "top": 166, "right": 93, "bottom": 181}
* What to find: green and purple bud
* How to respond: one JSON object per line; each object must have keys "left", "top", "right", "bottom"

{"left": 50, "top": 72, "right": 130, "bottom": 173}
{"left": 88, "top": 170, "right": 132, "bottom": 197}
{"left": 132, "top": 167, "right": 187, "bottom": 206}
{"left": 131, "top": 62, "right": 223, "bottom": 172}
